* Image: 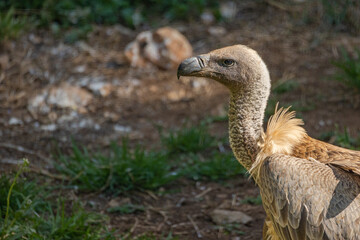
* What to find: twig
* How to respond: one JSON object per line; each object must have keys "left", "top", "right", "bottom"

{"left": 264, "top": 0, "right": 299, "bottom": 12}
{"left": 29, "top": 167, "right": 70, "bottom": 181}
{"left": 144, "top": 190, "right": 158, "bottom": 200}
{"left": 0, "top": 142, "right": 53, "bottom": 165}
{"left": 187, "top": 215, "right": 203, "bottom": 238}
{"left": 1, "top": 158, "right": 69, "bottom": 180}
{"left": 176, "top": 197, "right": 186, "bottom": 207}
{"left": 123, "top": 217, "right": 139, "bottom": 239}
{"left": 195, "top": 187, "right": 213, "bottom": 199}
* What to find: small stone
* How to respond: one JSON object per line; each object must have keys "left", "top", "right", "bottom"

{"left": 220, "top": 1, "right": 237, "bottom": 20}
{"left": 210, "top": 209, "right": 254, "bottom": 225}
{"left": 9, "top": 117, "right": 23, "bottom": 125}
{"left": 208, "top": 26, "right": 227, "bottom": 36}
{"left": 88, "top": 82, "right": 112, "bottom": 97}
{"left": 114, "top": 125, "right": 132, "bottom": 133}
{"left": 41, "top": 124, "right": 57, "bottom": 131}
{"left": 47, "top": 83, "right": 92, "bottom": 109}
{"left": 201, "top": 11, "right": 215, "bottom": 25}
{"left": 108, "top": 197, "right": 131, "bottom": 208}
{"left": 74, "top": 65, "right": 86, "bottom": 73}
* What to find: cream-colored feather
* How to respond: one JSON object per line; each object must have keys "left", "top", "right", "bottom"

{"left": 250, "top": 103, "right": 307, "bottom": 180}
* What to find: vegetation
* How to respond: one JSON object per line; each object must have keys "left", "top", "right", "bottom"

{"left": 56, "top": 124, "right": 246, "bottom": 195}
{"left": 162, "top": 124, "right": 215, "bottom": 154}
{"left": 0, "top": 160, "right": 115, "bottom": 240}
{"left": 56, "top": 141, "right": 178, "bottom": 194}
{"left": 332, "top": 48, "right": 360, "bottom": 90}
{"left": 320, "top": 127, "right": 360, "bottom": 150}
{"left": 0, "top": 0, "right": 219, "bottom": 32}
{"left": 320, "top": 0, "right": 359, "bottom": 31}
{"left": 241, "top": 195, "right": 262, "bottom": 205}
{"left": 0, "top": 8, "right": 28, "bottom": 41}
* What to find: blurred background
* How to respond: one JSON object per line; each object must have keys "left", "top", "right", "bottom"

{"left": 0, "top": 0, "right": 359, "bottom": 239}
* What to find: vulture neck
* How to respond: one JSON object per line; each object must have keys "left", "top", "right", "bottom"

{"left": 228, "top": 81, "right": 270, "bottom": 170}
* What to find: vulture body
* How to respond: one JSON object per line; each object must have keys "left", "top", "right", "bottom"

{"left": 177, "top": 45, "right": 360, "bottom": 239}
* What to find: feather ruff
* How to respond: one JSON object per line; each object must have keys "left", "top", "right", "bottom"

{"left": 250, "top": 103, "right": 307, "bottom": 181}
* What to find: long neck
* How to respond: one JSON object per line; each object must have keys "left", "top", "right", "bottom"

{"left": 228, "top": 80, "right": 270, "bottom": 170}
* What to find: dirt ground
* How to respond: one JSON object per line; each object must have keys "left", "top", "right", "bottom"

{"left": 1, "top": 1, "right": 360, "bottom": 239}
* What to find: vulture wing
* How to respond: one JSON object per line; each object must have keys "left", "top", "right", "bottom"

{"left": 293, "top": 135, "right": 360, "bottom": 175}
{"left": 260, "top": 153, "right": 360, "bottom": 240}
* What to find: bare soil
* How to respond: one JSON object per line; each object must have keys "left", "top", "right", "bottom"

{"left": 1, "top": 1, "right": 360, "bottom": 239}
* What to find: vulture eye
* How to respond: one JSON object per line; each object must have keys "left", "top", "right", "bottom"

{"left": 221, "top": 59, "right": 235, "bottom": 67}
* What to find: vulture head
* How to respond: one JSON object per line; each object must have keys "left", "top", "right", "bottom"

{"left": 177, "top": 45, "right": 270, "bottom": 92}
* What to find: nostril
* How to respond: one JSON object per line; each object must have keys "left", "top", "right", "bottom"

{"left": 197, "top": 57, "right": 205, "bottom": 68}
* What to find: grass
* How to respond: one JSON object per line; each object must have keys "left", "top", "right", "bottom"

{"left": 56, "top": 141, "right": 179, "bottom": 194}
{"left": 106, "top": 203, "right": 145, "bottom": 214}
{"left": 0, "top": 160, "right": 115, "bottom": 240}
{"left": 161, "top": 124, "right": 216, "bottom": 154}
{"left": 182, "top": 152, "right": 246, "bottom": 181}
{"left": 0, "top": 0, "right": 220, "bottom": 41}
{"left": 55, "top": 124, "right": 247, "bottom": 194}
{"left": 332, "top": 48, "right": 360, "bottom": 90}
{"left": 241, "top": 195, "right": 262, "bottom": 205}
{"left": 0, "top": 8, "right": 28, "bottom": 41}
{"left": 320, "top": 127, "right": 360, "bottom": 150}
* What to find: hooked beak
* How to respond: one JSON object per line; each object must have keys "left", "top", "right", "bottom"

{"left": 177, "top": 55, "right": 209, "bottom": 79}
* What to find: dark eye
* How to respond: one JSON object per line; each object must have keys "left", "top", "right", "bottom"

{"left": 221, "top": 59, "right": 235, "bottom": 67}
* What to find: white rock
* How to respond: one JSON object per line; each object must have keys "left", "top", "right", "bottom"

{"left": 9, "top": 117, "right": 23, "bottom": 125}
{"left": 74, "top": 65, "right": 86, "bottom": 73}
{"left": 220, "top": 1, "right": 237, "bottom": 20}
{"left": 41, "top": 124, "right": 57, "bottom": 131}
{"left": 201, "top": 11, "right": 215, "bottom": 25}
{"left": 208, "top": 26, "right": 227, "bottom": 36}
{"left": 114, "top": 125, "right": 132, "bottom": 133}
{"left": 210, "top": 209, "right": 253, "bottom": 225}
{"left": 88, "top": 81, "right": 112, "bottom": 97}
{"left": 47, "top": 83, "right": 92, "bottom": 109}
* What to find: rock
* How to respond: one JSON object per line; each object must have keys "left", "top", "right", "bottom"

{"left": 47, "top": 83, "right": 92, "bottom": 109}
{"left": 220, "top": 2, "right": 237, "bottom": 20}
{"left": 77, "top": 76, "right": 113, "bottom": 97}
{"left": 201, "top": 11, "right": 215, "bottom": 25}
{"left": 210, "top": 209, "right": 253, "bottom": 225}
{"left": 108, "top": 197, "right": 131, "bottom": 208}
{"left": 88, "top": 81, "right": 112, "bottom": 97}
{"left": 8, "top": 117, "right": 23, "bottom": 126}
{"left": 74, "top": 65, "right": 86, "bottom": 73}
{"left": 114, "top": 125, "right": 132, "bottom": 133}
{"left": 125, "top": 27, "right": 193, "bottom": 70}
{"left": 41, "top": 124, "right": 57, "bottom": 131}
{"left": 28, "top": 83, "right": 93, "bottom": 114}
{"left": 208, "top": 26, "right": 227, "bottom": 36}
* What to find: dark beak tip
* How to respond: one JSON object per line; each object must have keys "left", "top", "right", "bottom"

{"left": 176, "top": 57, "right": 202, "bottom": 80}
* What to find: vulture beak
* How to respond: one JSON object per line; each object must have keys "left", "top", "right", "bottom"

{"left": 177, "top": 55, "right": 209, "bottom": 79}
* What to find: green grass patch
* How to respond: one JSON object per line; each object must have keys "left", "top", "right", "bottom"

{"left": 56, "top": 141, "right": 179, "bottom": 194}
{"left": 162, "top": 125, "right": 216, "bottom": 154}
{"left": 0, "top": 161, "right": 115, "bottom": 239}
{"left": 332, "top": 48, "right": 360, "bottom": 90}
{"left": 272, "top": 79, "right": 299, "bottom": 95}
{"left": 241, "top": 195, "right": 262, "bottom": 205}
{"left": 0, "top": 8, "right": 28, "bottom": 41}
{"left": 320, "top": 127, "right": 360, "bottom": 150}
{"left": 1, "top": 0, "right": 219, "bottom": 33}
{"left": 106, "top": 203, "right": 144, "bottom": 214}
{"left": 182, "top": 152, "right": 246, "bottom": 181}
